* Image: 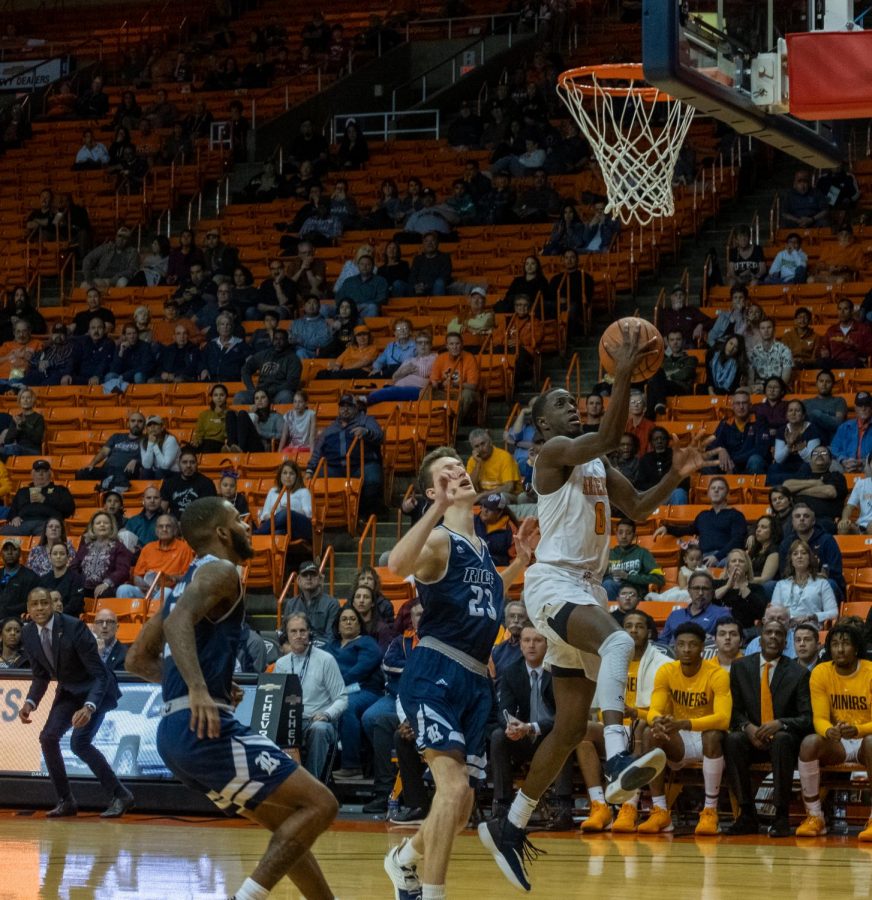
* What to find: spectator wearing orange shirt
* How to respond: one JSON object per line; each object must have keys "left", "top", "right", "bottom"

{"left": 782, "top": 307, "right": 821, "bottom": 370}
{"left": 821, "top": 298, "right": 872, "bottom": 368}
{"left": 0, "top": 322, "right": 42, "bottom": 389}
{"left": 150, "top": 298, "right": 202, "bottom": 346}
{"left": 625, "top": 390, "right": 655, "bottom": 456}
{"left": 430, "top": 332, "right": 480, "bottom": 420}
{"left": 315, "top": 326, "right": 379, "bottom": 380}
{"left": 506, "top": 294, "right": 542, "bottom": 385}
{"left": 809, "top": 225, "right": 869, "bottom": 285}
{"left": 115, "top": 514, "right": 193, "bottom": 599}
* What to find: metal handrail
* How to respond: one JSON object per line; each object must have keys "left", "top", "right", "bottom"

{"left": 404, "top": 11, "right": 525, "bottom": 41}
{"left": 390, "top": 25, "right": 521, "bottom": 114}
{"left": 356, "top": 514, "right": 378, "bottom": 569}
{"left": 330, "top": 108, "right": 441, "bottom": 143}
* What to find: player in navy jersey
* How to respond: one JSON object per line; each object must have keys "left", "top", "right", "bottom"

{"left": 126, "top": 497, "right": 338, "bottom": 900}
{"left": 383, "top": 447, "right": 535, "bottom": 900}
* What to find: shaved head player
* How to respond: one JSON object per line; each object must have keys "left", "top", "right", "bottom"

{"left": 126, "top": 498, "right": 338, "bottom": 900}
{"left": 480, "top": 322, "right": 716, "bottom": 891}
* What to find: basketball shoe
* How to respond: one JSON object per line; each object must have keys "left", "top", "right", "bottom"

{"left": 384, "top": 840, "right": 422, "bottom": 900}
{"left": 795, "top": 815, "right": 827, "bottom": 837}
{"left": 477, "top": 815, "right": 543, "bottom": 892}
{"left": 604, "top": 748, "right": 667, "bottom": 804}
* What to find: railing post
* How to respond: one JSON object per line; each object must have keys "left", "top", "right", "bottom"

{"left": 452, "top": 58, "right": 456, "bottom": 82}
{"left": 480, "top": 40, "right": 484, "bottom": 64}
{"left": 435, "top": 109, "right": 440, "bottom": 139}
{"left": 251, "top": 98, "right": 256, "bottom": 130}
{"left": 421, "top": 74, "right": 426, "bottom": 102}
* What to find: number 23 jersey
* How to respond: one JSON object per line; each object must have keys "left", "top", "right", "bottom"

{"left": 415, "top": 525, "right": 504, "bottom": 664}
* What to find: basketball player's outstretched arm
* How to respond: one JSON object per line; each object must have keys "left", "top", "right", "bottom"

{"left": 163, "top": 558, "right": 242, "bottom": 740}
{"left": 605, "top": 430, "right": 719, "bottom": 520}
{"left": 125, "top": 612, "right": 165, "bottom": 683}
{"left": 387, "top": 473, "right": 455, "bottom": 582}
{"left": 537, "top": 323, "right": 657, "bottom": 482}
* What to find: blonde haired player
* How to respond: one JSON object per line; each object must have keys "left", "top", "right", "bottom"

{"left": 795, "top": 622, "right": 872, "bottom": 838}
{"left": 480, "top": 321, "right": 718, "bottom": 891}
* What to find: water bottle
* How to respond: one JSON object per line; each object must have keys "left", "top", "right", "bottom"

{"left": 832, "top": 790, "right": 848, "bottom": 835}
{"left": 387, "top": 796, "right": 400, "bottom": 821}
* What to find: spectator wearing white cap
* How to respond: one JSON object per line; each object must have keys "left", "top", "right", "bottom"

{"left": 448, "top": 287, "right": 494, "bottom": 336}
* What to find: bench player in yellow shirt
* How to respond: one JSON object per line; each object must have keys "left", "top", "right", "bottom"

{"left": 796, "top": 622, "right": 872, "bottom": 839}
{"left": 577, "top": 610, "right": 670, "bottom": 833}
{"left": 638, "top": 622, "right": 732, "bottom": 835}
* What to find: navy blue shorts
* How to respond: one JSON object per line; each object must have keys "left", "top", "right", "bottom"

{"left": 398, "top": 646, "right": 493, "bottom": 781}
{"left": 157, "top": 711, "right": 297, "bottom": 813}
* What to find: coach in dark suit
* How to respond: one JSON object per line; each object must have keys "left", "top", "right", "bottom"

{"left": 18, "top": 587, "right": 133, "bottom": 817}
{"left": 491, "top": 625, "right": 574, "bottom": 830}
{"left": 725, "top": 618, "right": 812, "bottom": 837}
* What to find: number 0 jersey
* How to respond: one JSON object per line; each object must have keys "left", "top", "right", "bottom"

{"left": 415, "top": 526, "right": 504, "bottom": 664}
{"left": 531, "top": 455, "right": 610, "bottom": 576}
{"left": 161, "top": 554, "right": 244, "bottom": 707}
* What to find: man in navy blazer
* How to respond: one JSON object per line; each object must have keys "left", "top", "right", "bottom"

{"left": 724, "top": 618, "right": 812, "bottom": 837}
{"left": 18, "top": 587, "right": 133, "bottom": 817}
{"left": 491, "top": 625, "right": 574, "bottom": 829}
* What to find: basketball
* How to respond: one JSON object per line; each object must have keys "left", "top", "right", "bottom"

{"left": 598, "top": 317, "right": 664, "bottom": 380}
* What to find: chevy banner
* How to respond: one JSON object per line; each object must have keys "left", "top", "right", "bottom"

{"left": 0, "top": 675, "right": 257, "bottom": 779}
{"left": 0, "top": 58, "right": 68, "bottom": 91}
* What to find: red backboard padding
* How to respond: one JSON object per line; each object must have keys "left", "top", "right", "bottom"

{"left": 787, "top": 31, "right": 872, "bottom": 120}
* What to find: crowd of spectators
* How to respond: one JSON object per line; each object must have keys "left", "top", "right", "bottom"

{"left": 4, "top": 4, "right": 872, "bottom": 838}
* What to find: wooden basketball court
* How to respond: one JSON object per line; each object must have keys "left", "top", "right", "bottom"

{"left": 2, "top": 812, "right": 871, "bottom": 898}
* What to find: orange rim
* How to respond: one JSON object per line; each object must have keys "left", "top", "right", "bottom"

{"left": 557, "top": 63, "right": 670, "bottom": 103}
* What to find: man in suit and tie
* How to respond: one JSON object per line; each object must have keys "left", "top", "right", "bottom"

{"left": 724, "top": 618, "right": 813, "bottom": 837}
{"left": 18, "top": 587, "right": 134, "bottom": 817}
{"left": 490, "top": 624, "right": 574, "bottom": 830}
{"left": 92, "top": 608, "right": 128, "bottom": 671}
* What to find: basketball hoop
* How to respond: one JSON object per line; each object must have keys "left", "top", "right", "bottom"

{"left": 557, "top": 64, "right": 695, "bottom": 226}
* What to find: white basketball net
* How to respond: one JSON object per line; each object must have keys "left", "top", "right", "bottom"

{"left": 557, "top": 70, "right": 695, "bottom": 226}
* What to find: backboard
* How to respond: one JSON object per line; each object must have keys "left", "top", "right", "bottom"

{"left": 642, "top": 0, "right": 845, "bottom": 166}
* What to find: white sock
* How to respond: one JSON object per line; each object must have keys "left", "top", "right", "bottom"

{"left": 625, "top": 791, "right": 640, "bottom": 808}
{"left": 508, "top": 790, "right": 538, "bottom": 829}
{"left": 651, "top": 794, "right": 667, "bottom": 810}
{"left": 397, "top": 838, "right": 422, "bottom": 867}
{"left": 233, "top": 878, "right": 269, "bottom": 900}
{"left": 703, "top": 756, "right": 724, "bottom": 808}
{"left": 596, "top": 630, "right": 634, "bottom": 753}
{"left": 422, "top": 886, "right": 446, "bottom": 900}
{"left": 798, "top": 760, "right": 822, "bottom": 815}
{"left": 588, "top": 786, "right": 605, "bottom": 804}
{"left": 603, "top": 724, "right": 628, "bottom": 760}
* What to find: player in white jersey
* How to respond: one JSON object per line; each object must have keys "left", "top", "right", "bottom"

{"left": 480, "top": 322, "right": 716, "bottom": 892}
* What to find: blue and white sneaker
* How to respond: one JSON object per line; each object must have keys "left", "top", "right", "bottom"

{"left": 477, "top": 816, "right": 543, "bottom": 892}
{"left": 384, "top": 841, "right": 422, "bottom": 900}
{"left": 604, "top": 748, "right": 667, "bottom": 805}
